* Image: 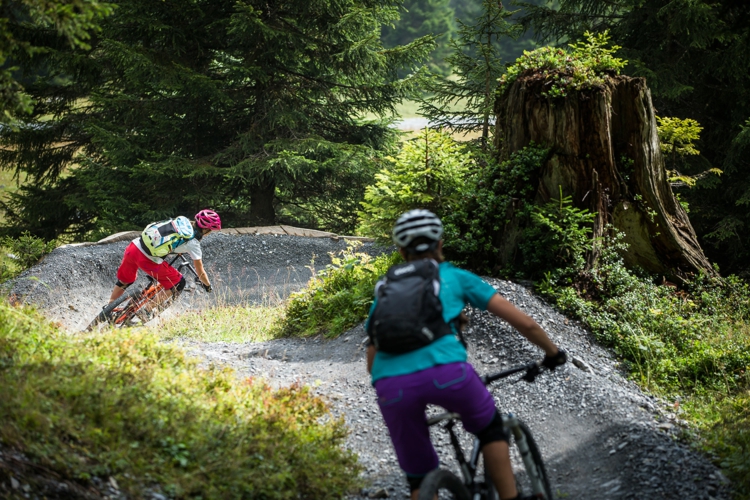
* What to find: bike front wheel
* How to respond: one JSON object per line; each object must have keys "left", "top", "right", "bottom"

{"left": 85, "top": 287, "right": 143, "bottom": 331}
{"left": 509, "top": 419, "right": 553, "bottom": 500}
{"left": 418, "top": 469, "right": 471, "bottom": 500}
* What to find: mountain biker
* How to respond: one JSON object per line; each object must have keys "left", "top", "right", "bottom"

{"left": 365, "top": 209, "right": 567, "bottom": 500}
{"left": 108, "top": 210, "right": 222, "bottom": 309}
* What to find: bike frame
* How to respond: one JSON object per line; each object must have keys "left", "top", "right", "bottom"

{"left": 110, "top": 254, "right": 200, "bottom": 325}
{"left": 426, "top": 361, "right": 548, "bottom": 499}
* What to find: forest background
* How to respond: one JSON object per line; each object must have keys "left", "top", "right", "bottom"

{"left": 1, "top": 0, "right": 749, "bottom": 498}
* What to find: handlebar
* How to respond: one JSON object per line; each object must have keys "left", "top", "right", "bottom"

{"left": 480, "top": 359, "right": 544, "bottom": 385}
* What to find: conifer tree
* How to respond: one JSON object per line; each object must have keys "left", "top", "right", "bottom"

{"left": 382, "top": 0, "right": 455, "bottom": 75}
{"left": 418, "top": 0, "right": 521, "bottom": 149}
{"left": 0, "top": 0, "right": 113, "bottom": 125}
{"left": 0, "top": 0, "right": 434, "bottom": 238}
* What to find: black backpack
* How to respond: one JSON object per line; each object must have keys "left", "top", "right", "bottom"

{"left": 366, "top": 259, "right": 454, "bottom": 354}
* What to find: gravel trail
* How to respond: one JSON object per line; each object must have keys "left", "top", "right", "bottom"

{"left": 8, "top": 234, "right": 733, "bottom": 499}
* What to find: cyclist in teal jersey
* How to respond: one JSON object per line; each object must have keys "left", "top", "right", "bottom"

{"left": 365, "top": 210, "right": 566, "bottom": 500}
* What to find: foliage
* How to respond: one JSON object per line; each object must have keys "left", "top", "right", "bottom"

{"left": 518, "top": 0, "right": 750, "bottom": 277}
{"left": 691, "top": 391, "right": 750, "bottom": 500}
{"left": 537, "top": 229, "right": 750, "bottom": 494}
{"left": 656, "top": 116, "right": 721, "bottom": 189}
{"left": 382, "top": 0, "right": 455, "bottom": 76}
{"left": 442, "top": 144, "right": 548, "bottom": 274}
{"left": 417, "top": 0, "right": 521, "bottom": 148}
{"left": 0, "top": 231, "right": 56, "bottom": 282}
{"left": 0, "top": 0, "right": 114, "bottom": 125}
{"left": 519, "top": 188, "right": 594, "bottom": 279}
{"left": 358, "top": 129, "right": 473, "bottom": 242}
{"left": 0, "top": 0, "right": 433, "bottom": 239}
{"left": 281, "top": 244, "right": 400, "bottom": 338}
{"left": 499, "top": 31, "right": 626, "bottom": 98}
{"left": 0, "top": 304, "right": 360, "bottom": 498}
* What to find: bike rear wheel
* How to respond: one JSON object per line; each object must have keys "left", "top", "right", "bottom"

{"left": 85, "top": 287, "right": 143, "bottom": 331}
{"left": 509, "top": 419, "right": 553, "bottom": 500}
{"left": 418, "top": 469, "right": 471, "bottom": 500}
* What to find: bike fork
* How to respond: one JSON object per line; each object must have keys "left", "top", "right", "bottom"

{"left": 503, "top": 414, "right": 545, "bottom": 497}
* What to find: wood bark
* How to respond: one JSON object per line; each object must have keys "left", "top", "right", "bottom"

{"left": 494, "top": 75, "right": 714, "bottom": 280}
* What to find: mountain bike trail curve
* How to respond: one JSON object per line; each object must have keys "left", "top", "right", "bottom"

{"left": 186, "top": 279, "right": 732, "bottom": 500}
{"left": 9, "top": 233, "right": 734, "bottom": 499}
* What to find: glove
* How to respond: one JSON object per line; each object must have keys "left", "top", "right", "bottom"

{"left": 542, "top": 349, "right": 567, "bottom": 371}
{"left": 201, "top": 282, "right": 213, "bottom": 293}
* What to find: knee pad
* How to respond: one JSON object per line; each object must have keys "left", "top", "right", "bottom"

{"left": 406, "top": 474, "right": 425, "bottom": 492}
{"left": 476, "top": 411, "right": 509, "bottom": 447}
{"left": 115, "top": 279, "right": 133, "bottom": 290}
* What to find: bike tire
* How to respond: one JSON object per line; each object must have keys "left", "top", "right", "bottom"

{"left": 418, "top": 469, "right": 471, "bottom": 500}
{"left": 511, "top": 420, "right": 554, "bottom": 500}
{"left": 85, "top": 287, "right": 143, "bottom": 331}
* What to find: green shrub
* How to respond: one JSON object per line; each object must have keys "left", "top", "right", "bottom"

{"left": 443, "top": 144, "right": 548, "bottom": 274}
{"left": 0, "top": 231, "right": 57, "bottom": 282}
{"left": 358, "top": 129, "right": 473, "bottom": 242}
{"left": 0, "top": 304, "right": 359, "bottom": 498}
{"left": 281, "top": 244, "right": 401, "bottom": 338}
{"left": 499, "top": 31, "right": 626, "bottom": 98}
{"left": 519, "top": 188, "right": 595, "bottom": 279}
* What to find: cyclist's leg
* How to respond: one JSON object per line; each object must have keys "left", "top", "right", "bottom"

{"left": 137, "top": 260, "right": 184, "bottom": 311}
{"left": 429, "top": 362, "right": 518, "bottom": 500}
{"left": 111, "top": 243, "right": 139, "bottom": 302}
{"left": 374, "top": 371, "right": 438, "bottom": 500}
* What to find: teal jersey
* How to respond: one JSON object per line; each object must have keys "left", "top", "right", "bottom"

{"left": 367, "top": 261, "right": 498, "bottom": 384}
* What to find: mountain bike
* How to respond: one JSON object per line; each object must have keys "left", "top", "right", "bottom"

{"left": 418, "top": 360, "right": 554, "bottom": 500}
{"left": 86, "top": 253, "right": 201, "bottom": 331}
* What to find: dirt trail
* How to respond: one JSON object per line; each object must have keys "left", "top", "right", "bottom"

{"left": 9, "top": 234, "right": 733, "bottom": 499}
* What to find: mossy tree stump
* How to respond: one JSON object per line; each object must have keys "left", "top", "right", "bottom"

{"left": 494, "top": 74, "right": 714, "bottom": 280}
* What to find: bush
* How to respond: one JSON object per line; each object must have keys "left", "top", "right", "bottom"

{"left": 358, "top": 129, "right": 473, "bottom": 242}
{"left": 281, "top": 244, "right": 400, "bottom": 338}
{"left": 442, "top": 144, "right": 548, "bottom": 274}
{"left": 0, "top": 304, "right": 360, "bottom": 498}
{"left": 519, "top": 189, "right": 595, "bottom": 279}
{"left": 0, "top": 231, "right": 57, "bottom": 282}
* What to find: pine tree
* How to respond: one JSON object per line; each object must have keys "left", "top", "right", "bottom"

{"left": 418, "top": 0, "right": 521, "bottom": 149}
{"left": 0, "top": 0, "right": 435, "bottom": 238}
{"left": 382, "top": 0, "right": 456, "bottom": 75}
{"left": 0, "top": 0, "right": 113, "bottom": 126}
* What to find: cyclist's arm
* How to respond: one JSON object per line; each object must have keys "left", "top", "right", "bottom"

{"left": 486, "top": 294, "right": 559, "bottom": 356}
{"left": 193, "top": 259, "right": 211, "bottom": 287}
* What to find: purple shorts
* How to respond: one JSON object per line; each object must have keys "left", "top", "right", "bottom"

{"left": 374, "top": 362, "right": 497, "bottom": 476}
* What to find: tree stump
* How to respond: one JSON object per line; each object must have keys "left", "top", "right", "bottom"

{"left": 494, "top": 75, "right": 714, "bottom": 280}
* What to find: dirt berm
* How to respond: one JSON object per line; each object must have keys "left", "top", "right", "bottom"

{"left": 5, "top": 230, "right": 734, "bottom": 500}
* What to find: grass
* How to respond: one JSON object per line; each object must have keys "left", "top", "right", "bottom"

{"left": 0, "top": 302, "right": 360, "bottom": 498}
{"left": 159, "top": 304, "right": 285, "bottom": 343}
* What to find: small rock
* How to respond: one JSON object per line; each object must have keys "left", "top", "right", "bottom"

{"left": 10, "top": 477, "right": 20, "bottom": 489}
{"left": 370, "top": 488, "right": 389, "bottom": 498}
{"left": 109, "top": 476, "right": 119, "bottom": 490}
{"left": 572, "top": 357, "right": 593, "bottom": 373}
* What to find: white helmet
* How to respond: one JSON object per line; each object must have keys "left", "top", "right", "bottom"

{"left": 392, "top": 209, "right": 443, "bottom": 251}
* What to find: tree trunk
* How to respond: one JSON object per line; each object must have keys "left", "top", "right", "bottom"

{"left": 248, "top": 179, "right": 276, "bottom": 226}
{"left": 494, "top": 75, "right": 714, "bottom": 281}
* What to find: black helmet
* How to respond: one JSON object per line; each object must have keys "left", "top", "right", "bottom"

{"left": 392, "top": 209, "right": 443, "bottom": 251}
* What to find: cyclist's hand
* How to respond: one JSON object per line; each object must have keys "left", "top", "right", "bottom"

{"left": 542, "top": 349, "right": 567, "bottom": 371}
{"left": 201, "top": 283, "right": 213, "bottom": 293}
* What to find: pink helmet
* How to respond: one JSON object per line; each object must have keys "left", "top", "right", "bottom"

{"left": 195, "top": 209, "right": 222, "bottom": 230}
